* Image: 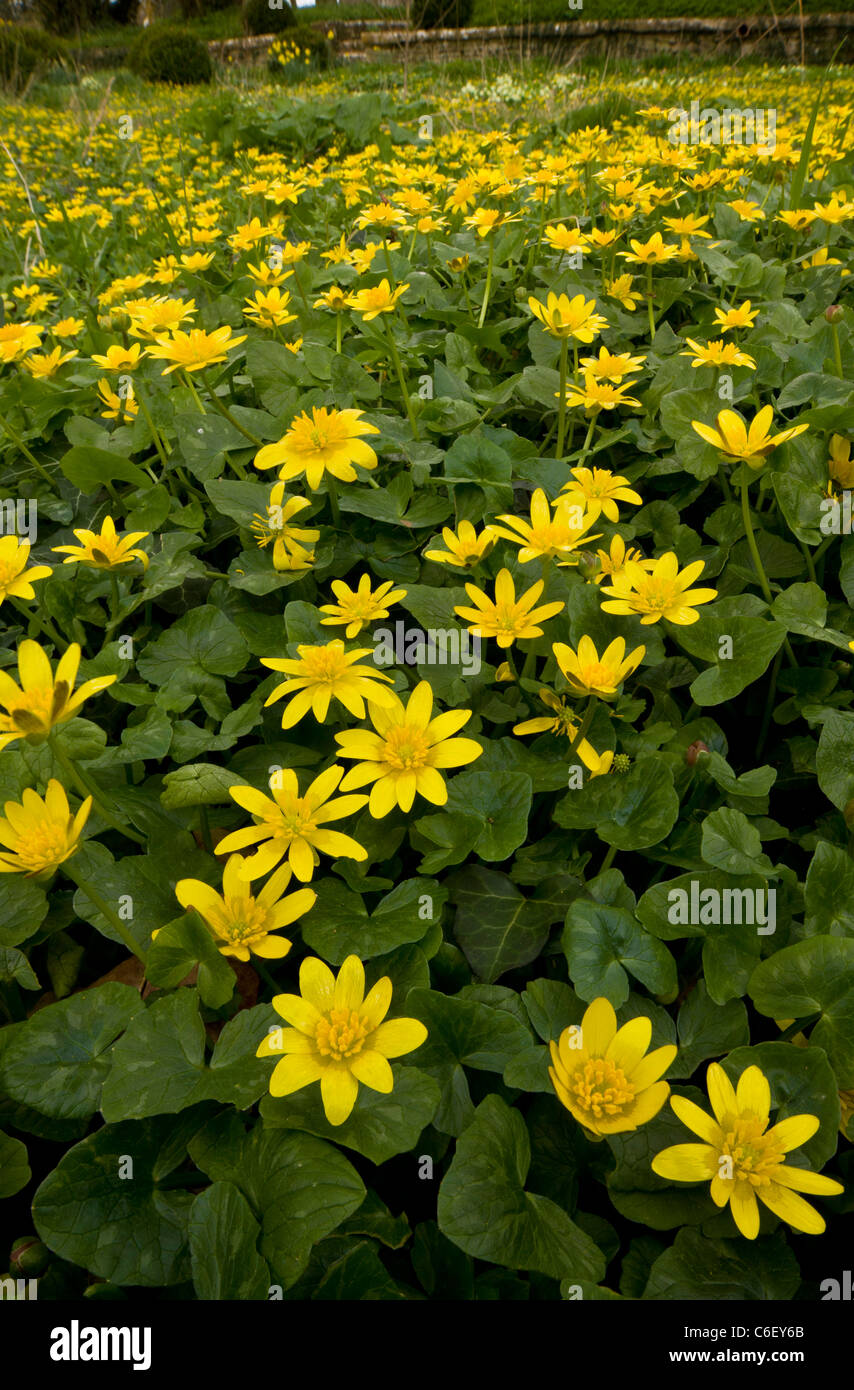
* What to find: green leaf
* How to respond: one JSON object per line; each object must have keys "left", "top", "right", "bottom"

{"left": 675, "top": 598, "right": 787, "bottom": 705}
{"left": 0, "top": 984, "right": 144, "bottom": 1120}
{"left": 100, "top": 992, "right": 274, "bottom": 1120}
{"left": 553, "top": 758, "right": 679, "bottom": 850}
{"left": 406, "top": 988, "right": 532, "bottom": 1135}
{"left": 59, "top": 445, "right": 149, "bottom": 494}
{"left": 606, "top": 1084, "right": 718, "bottom": 1230}
{"left": 446, "top": 866, "right": 555, "bottom": 984}
{"left": 301, "top": 878, "right": 445, "bottom": 964}
{"left": 137, "top": 607, "right": 249, "bottom": 717}
{"left": 749, "top": 937, "right": 854, "bottom": 1085}
{"left": 701, "top": 807, "right": 774, "bottom": 876}
{"left": 0, "top": 947, "right": 39, "bottom": 991}
{"left": 0, "top": 877, "right": 49, "bottom": 948}
{"left": 805, "top": 841, "right": 854, "bottom": 936}
{"left": 563, "top": 901, "right": 677, "bottom": 1007}
{"left": 160, "top": 762, "right": 250, "bottom": 808}
{"left": 816, "top": 710, "right": 854, "bottom": 812}
{"left": 188, "top": 1112, "right": 365, "bottom": 1290}
{"left": 670, "top": 982, "right": 749, "bottom": 1079}
{"left": 427, "top": 770, "right": 532, "bottom": 862}
{"left": 145, "top": 912, "right": 236, "bottom": 1008}
{"left": 644, "top": 1228, "right": 800, "bottom": 1300}
{"left": 189, "top": 1181, "right": 270, "bottom": 1301}
{"left": 32, "top": 1116, "right": 195, "bottom": 1286}
{"left": 437, "top": 1095, "right": 606, "bottom": 1282}
{"left": 260, "top": 1065, "right": 440, "bottom": 1164}
{"left": 0, "top": 1129, "right": 30, "bottom": 1197}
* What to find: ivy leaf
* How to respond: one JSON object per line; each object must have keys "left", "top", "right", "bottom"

{"left": 447, "top": 866, "right": 556, "bottom": 984}
{"left": 437, "top": 1095, "right": 606, "bottom": 1282}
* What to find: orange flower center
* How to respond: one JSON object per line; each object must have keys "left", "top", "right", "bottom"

{"left": 315, "top": 1008, "right": 368, "bottom": 1060}
{"left": 719, "top": 1117, "right": 784, "bottom": 1188}
{"left": 570, "top": 1057, "right": 635, "bottom": 1118}
{"left": 383, "top": 724, "right": 430, "bottom": 771}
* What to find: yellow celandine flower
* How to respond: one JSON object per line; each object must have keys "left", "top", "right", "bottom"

{"left": 335, "top": 679, "right": 481, "bottom": 817}
{"left": 147, "top": 326, "right": 246, "bottom": 375}
{"left": 652, "top": 1063, "right": 844, "bottom": 1239}
{"left": 22, "top": 347, "right": 77, "bottom": 378}
{"left": 0, "top": 322, "right": 43, "bottom": 363}
{"left": 662, "top": 212, "right": 712, "bottom": 238}
{"left": 620, "top": 232, "right": 680, "bottom": 265}
{"left": 174, "top": 855, "right": 315, "bottom": 962}
{"left": 463, "top": 207, "right": 520, "bottom": 236}
{"left": 680, "top": 338, "right": 756, "bottom": 370}
{"left": 51, "top": 318, "right": 85, "bottom": 339}
{"left": 250, "top": 484, "right": 319, "bottom": 571}
{"left": 216, "top": 765, "right": 369, "bottom": 882}
{"left": 424, "top": 520, "right": 494, "bottom": 568}
{"left": 558, "top": 372, "right": 642, "bottom": 413}
{"left": 727, "top": 199, "right": 766, "bottom": 222}
{"left": 713, "top": 300, "right": 759, "bottom": 332}
{"left": 829, "top": 434, "right": 854, "bottom": 489}
{"left": 600, "top": 552, "right": 717, "bottom": 625}
{"left": 559, "top": 466, "right": 642, "bottom": 524}
{"left": 579, "top": 346, "right": 646, "bottom": 382}
{"left": 0, "top": 537, "right": 51, "bottom": 605}
{"left": 91, "top": 343, "right": 146, "bottom": 371}
{"left": 227, "top": 217, "right": 274, "bottom": 252}
{"left": 254, "top": 407, "right": 379, "bottom": 490}
{"left": 691, "top": 406, "right": 809, "bottom": 468}
{"left": 543, "top": 223, "right": 590, "bottom": 254}
{"left": 804, "top": 246, "right": 849, "bottom": 274}
{"left": 455, "top": 567, "right": 565, "bottom": 648}
{"left": 812, "top": 195, "right": 854, "bottom": 225}
{"left": 321, "top": 233, "right": 353, "bottom": 266}
{"left": 319, "top": 575, "right": 407, "bottom": 638}
{"left": 591, "top": 533, "right": 652, "bottom": 585}
{"left": 179, "top": 251, "right": 216, "bottom": 272}
{"left": 0, "top": 779, "right": 91, "bottom": 878}
{"left": 97, "top": 379, "right": 137, "bottom": 420}
{"left": 553, "top": 634, "right": 645, "bottom": 699}
{"left": 587, "top": 227, "right": 620, "bottom": 251}
{"left": 260, "top": 640, "right": 397, "bottom": 730}
{"left": 313, "top": 287, "right": 350, "bottom": 312}
{"left": 512, "top": 690, "right": 612, "bottom": 775}
{"left": 52, "top": 515, "right": 149, "bottom": 571}
{"left": 243, "top": 287, "right": 297, "bottom": 328}
{"left": 347, "top": 279, "right": 409, "bottom": 321}
{"left": 606, "top": 274, "right": 643, "bottom": 311}
{"left": 355, "top": 203, "right": 409, "bottom": 232}
{"left": 776, "top": 209, "right": 817, "bottom": 231}
{"left": 550, "top": 996, "right": 677, "bottom": 1136}
{"left": 123, "top": 296, "right": 197, "bottom": 339}
{"left": 528, "top": 292, "right": 608, "bottom": 343}
{"left": 246, "top": 259, "right": 293, "bottom": 288}
{"left": 488, "top": 488, "right": 600, "bottom": 564}
{"left": 0, "top": 640, "right": 117, "bottom": 749}
{"left": 256, "top": 953, "right": 427, "bottom": 1125}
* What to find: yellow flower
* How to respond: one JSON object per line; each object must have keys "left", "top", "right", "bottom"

{"left": 620, "top": 232, "right": 680, "bottom": 265}
{"left": 463, "top": 207, "right": 520, "bottom": 236}
{"left": 52, "top": 515, "right": 149, "bottom": 571}
{"left": 250, "top": 484, "right": 319, "bottom": 570}
{"left": 97, "top": 379, "right": 137, "bottom": 420}
{"left": 543, "top": 223, "right": 590, "bottom": 253}
{"left": 713, "top": 301, "right": 759, "bottom": 332}
{"left": 0, "top": 537, "right": 52, "bottom": 605}
{"left": 559, "top": 466, "right": 642, "bottom": 525}
{"left": 578, "top": 346, "right": 646, "bottom": 382}
{"left": 680, "top": 338, "right": 756, "bottom": 370}
{"left": 488, "top": 488, "right": 600, "bottom": 564}
{"left": 51, "top": 317, "right": 85, "bottom": 339}
{"left": 313, "top": 286, "right": 350, "bottom": 312}
{"left": 591, "top": 533, "right": 652, "bottom": 585}
{"left": 175, "top": 856, "right": 315, "bottom": 962}
{"left": 512, "top": 690, "right": 611, "bottom": 774}
{"left": 424, "top": 520, "right": 494, "bottom": 568}
{"left": 829, "top": 434, "right": 854, "bottom": 489}
{"left": 347, "top": 279, "right": 409, "bottom": 321}
{"left": 355, "top": 204, "right": 408, "bottom": 233}
{"left": 528, "top": 292, "right": 608, "bottom": 342}
{"left": 691, "top": 406, "right": 809, "bottom": 468}
{"left": 559, "top": 372, "right": 642, "bottom": 413}
{"left": 246, "top": 259, "right": 293, "bottom": 287}
{"left": 254, "top": 407, "right": 379, "bottom": 490}
{"left": 243, "top": 287, "right": 297, "bottom": 328}
{"left": 652, "top": 1062, "right": 844, "bottom": 1239}
{"left": 179, "top": 250, "right": 216, "bottom": 271}
{"left": 319, "top": 575, "right": 407, "bottom": 638}
{"left": 0, "top": 640, "right": 116, "bottom": 749}
{"left": 0, "top": 323, "right": 43, "bottom": 363}
{"left": 553, "top": 634, "right": 645, "bottom": 698}
{"left": 776, "top": 209, "right": 817, "bottom": 232}
{"left": 22, "top": 346, "right": 77, "bottom": 378}
{"left": 0, "top": 779, "right": 91, "bottom": 878}
{"left": 260, "top": 640, "right": 397, "bottom": 729}
{"left": 256, "top": 953, "right": 427, "bottom": 1125}
{"left": 216, "top": 765, "right": 369, "bottom": 882}
{"left": 91, "top": 342, "right": 146, "bottom": 371}
{"left": 123, "top": 296, "right": 196, "bottom": 340}
{"left": 606, "top": 274, "right": 643, "bottom": 311}
{"left": 812, "top": 195, "right": 854, "bottom": 225}
{"left": 550, "top": 996, "right": 677, "bottom": 1136}
{"left": 600, "top": 552, "right": 717, "bottom": 625}
{"left": 454, "top": 568, "right": 565, "bottom": 649}
{"left": 727, "top": 199, "right": 766, "bottom": 222}
{"left": 146, "top": 325, "right": 246, "bottom": 374}
{"left": 335, "top": 679, "right": 481, "bottom": 816}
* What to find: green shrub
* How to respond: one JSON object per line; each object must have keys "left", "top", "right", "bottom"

{"left": 0, "top": 25, "right": 65, "bottom": 92}
{"left": 268, "top": 25, "right": 332, "bottom": 73}
{"left": 244, "top": 0, "right": 297, "bottom": 35}
{"left": 128, "top": 24, "right": 212, "bottom": 84}
{"left": 414, "top": 0, "right": 474, "bottom": 29}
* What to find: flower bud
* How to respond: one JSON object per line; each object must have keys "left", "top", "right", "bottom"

{"left": 826, "top": 305, "right": 844, "bottom": 324}
{"left": 11, "top": 1237, "right": 50, "bottom": 1276}
{"left": 613, "top": 753, "right": 631, "bottom": 774}
{"left": 685, "top": 739, "right": 710, "bottom": 765}
{"left": 576, "top": 550, "right": 601, "bottom": 581}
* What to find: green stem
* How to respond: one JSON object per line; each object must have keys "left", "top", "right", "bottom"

{"left": 49, "top": 734, "right": 145, "bottom": 847}
{"left": 520, "top": 646, "right": 537, "bottom": 681}
{"left": 646, "top": 264, "right": 656, "bottom": 341}
{"left": 0, "top": 413, "right": 58, "bottom": 491}
{"left": 10, "top": 597, "right": 64, "bottom": 647}
{"left": 576, "top": 415, "right": 596, "bottom": 470}
{"left": 556, "top": 336, "right": 569, "bottom": 460}
{"left": 63, "top": 861, "right": 147, "bottom": 965}
{"left": 832, "top": 321, "right": 844, "bottom": 377}
{"left": 200, "top": 371, "right": 261, "bottom": 446}
{"left": 326, "top": 476, "right": 341, "bottom": 526}
{"left": 384, "top": 319, "right": 419, "bottom": 439}
{"left": 740, "top": 473, "right": 773, "bottom": 604}
{"left": 567, "top": 695, "right": 597, "bottom": 761}
{"left": 600, "top": 843, "right": 618, "bottom": 874}
{"left": 136, "top": 388, "right": 170, "bottom": 470}
{"left": 478, "top": 238, "right": 494, "bottom": 329}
